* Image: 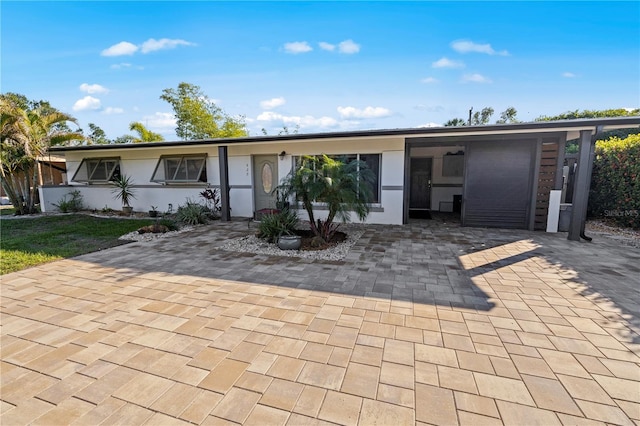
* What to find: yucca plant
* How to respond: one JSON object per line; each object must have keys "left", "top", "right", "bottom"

{"left": 111, "top": 174, "right": 136, "bottom": 209}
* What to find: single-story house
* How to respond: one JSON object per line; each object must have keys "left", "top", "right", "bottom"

{"left": 41, "top": 117, "right": 640, "bottom": 239}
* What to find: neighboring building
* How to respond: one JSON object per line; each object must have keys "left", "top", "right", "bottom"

{"left": 41, "top": 117, "right": 640, "bottom": 235}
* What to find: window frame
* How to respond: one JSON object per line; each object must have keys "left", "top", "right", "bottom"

{"left": 151, "top": 154, "right": 208, "bottom": 184}
{"left": 71, "top": 157, "right": 121, "bottom": 183}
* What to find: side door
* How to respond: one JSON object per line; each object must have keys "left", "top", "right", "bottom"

{"left": 410, "top": 157, "right": 433, "bottom": 211}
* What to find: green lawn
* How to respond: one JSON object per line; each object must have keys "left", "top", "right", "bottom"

{"left": 1, "top": 214, "right": 154, "bottom": 275}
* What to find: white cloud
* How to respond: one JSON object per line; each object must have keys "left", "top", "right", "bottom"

{"left": 102, "top": 38, "right": 193, "bottom": 57}
{"left": 319, "top": 42, "right": 335, "bottom": 51}
{"left": 256, "top": 111, "right": 282, "bottom": 121}
{"left": 283, "top": 41, "right": 313, "bottom": 54}
{"left": 102, "top": 107, "right": 124, "bottom": 115}
{"left": 432, "top": 57, "right": 465, "bottom": 69}
{"left": 413, "top": 104, "right": 444, "bottom": 112}
{"left": 79, "top": 83, "right": 109, "bottom": 94}
{"left": 562, "top": 72, "right": 577, "bottom": 78}
{"left": 461, "top": 73, "right": 492, "bottom": 83}
{"left": 418, "top": 122, "right": 441, "bottom": 128}
{"left": 140, "top": 38, "right": 194, "bottom": 54}
{"left": 143, "top": 112, "right": 177, "bottom": 131}
{"left": 451, "top": 39, "right": 508, "bottom": 56}
{"left": 257, "top": 111, "right": 338, "bottom": 129}
{"left": 260, "top": 97, "right": 286, "bottom": 109}
{"left": 110, "top": 63, "right": 131, "bottom": 69}
{"left": 72, "top": 96, "right": 101, "bottom": 111}
{"left": 420, "top": 77, "right": 438, "bottom": 84}
{"left": 101, "top": 41, "right": 138, "bottom": 57}
{"left": 337, "top": 106, "right": 392, "bottom": 119}
{"left": 338, "top": 39, "right": 360, "bottom": 54}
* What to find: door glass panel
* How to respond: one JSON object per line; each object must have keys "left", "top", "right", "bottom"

{"left": 262, "top": 163, "right": 273, "bottom": 193}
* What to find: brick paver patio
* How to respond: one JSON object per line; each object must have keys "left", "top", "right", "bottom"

{"left": 1, "top": 220, "right": 639, "bottom": 425}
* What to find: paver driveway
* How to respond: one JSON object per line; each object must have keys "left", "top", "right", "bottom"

{"left": 2, "top": 220, "right": 639, "bottom": 425}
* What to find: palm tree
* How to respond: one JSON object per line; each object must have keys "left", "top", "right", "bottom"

{"left": 279, "top": 155, "right": 375, "bottom": 242}
{"left": 0, "top": 95, "right": 83, "bottom": 214}
{"left": 129, "top": 122, "right": 164, "bottom": 143}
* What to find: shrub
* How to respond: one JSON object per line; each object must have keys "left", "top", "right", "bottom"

{"left": 157, "top": 218, "right": 179, "bottom": 231}
{"left": 589, "top": 133, "right": 640, "bottom": 229}
{"left": 53, "top": 190, "right": 84, "bottom": 213}
{"left": 137, "top": 224, "right": 170, "bottom": 234}
{"left": 200, "top": 188, "right": 221, "bottom": 218}
{"left": 176, "top": 199, "right": 209, "bottom": 225}
{"left": 257, "top": 210, "right": 299, "bottom": 243}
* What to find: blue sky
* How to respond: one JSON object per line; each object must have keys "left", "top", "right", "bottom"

{"left": 2, "top": 1, "right": 639, "bottom": 140}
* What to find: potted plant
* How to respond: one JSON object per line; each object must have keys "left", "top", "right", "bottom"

{"left": 257, "top": 209, "right": 301, "bottom": 250}
{"left": 149, "top": 205, "right": 159, "bottom": 218}
{"left": 111, "top": 174, "right": 136, "bottom": 215}
{"left": 277, "top": 230, "right": 302, "bottom": 250}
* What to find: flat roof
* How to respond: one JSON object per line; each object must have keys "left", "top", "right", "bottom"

{"left": 50, "top": 116, "right": 640, "bottom": 152}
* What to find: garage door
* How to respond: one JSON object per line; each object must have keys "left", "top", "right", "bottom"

{"left": 463, "top": 139, "right": 535, "bottom": 229}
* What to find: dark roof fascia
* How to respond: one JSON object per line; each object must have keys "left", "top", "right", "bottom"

{"left": 50, "top": 116, "right": 640, "bottom": 153}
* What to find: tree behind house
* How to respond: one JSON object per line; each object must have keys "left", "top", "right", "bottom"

{"left": 129, "top": 122, "right": 164, "bottom": 142}
{"left": 160, "top": 82, "right": 248, "bottom": 140}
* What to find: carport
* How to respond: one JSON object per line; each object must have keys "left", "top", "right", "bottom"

{"left": 402, "top": 117, "right": 640, "bottom": 240}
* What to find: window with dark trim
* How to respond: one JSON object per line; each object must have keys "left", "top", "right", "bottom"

{"left": 151, "top": 154, "right": 207, "bottom": 183}
{"left": 293, "top": 154, "right": 381, "bottom": 203}
{"left": 71, "top": 157, "right": 121, "bottom": 183}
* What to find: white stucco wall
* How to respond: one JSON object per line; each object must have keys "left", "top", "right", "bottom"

{"left": 42, "top": 135, "right": 407, "bottom": 224}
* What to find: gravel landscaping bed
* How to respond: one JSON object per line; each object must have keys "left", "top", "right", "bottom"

{"left": 118, "top": 226, "right": 196, "bottom": 242}
{"left": 221, "top": 226, "right": 366, "bottom": 261}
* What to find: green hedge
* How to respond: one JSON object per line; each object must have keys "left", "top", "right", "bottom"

{"left": 589, "top": 133, "right": 640, "bottom": 228}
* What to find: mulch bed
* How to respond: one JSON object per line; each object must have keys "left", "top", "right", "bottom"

{"left": 295, "top": 229, "right": 348, "bottom": 251}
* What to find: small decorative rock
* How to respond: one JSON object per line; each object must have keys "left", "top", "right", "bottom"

{"left": 119, "top": 225, "right": 195, "bottom": 242}
{"left": 137, "top": 224, "right": 169, "bottom": 234}
{"left": 221, "top": 226, "right": 365, "bottom": 261}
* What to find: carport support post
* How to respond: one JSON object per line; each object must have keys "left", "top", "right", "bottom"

{"left": 568, "top": 130, "right": 595, "bottom": 241}
{"left": 218, "top": 146, "right": 231, "bottom": 222}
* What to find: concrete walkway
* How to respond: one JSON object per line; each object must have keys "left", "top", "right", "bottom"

{"left": 2, "top": 220, "right": 639, "bottom": 425}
